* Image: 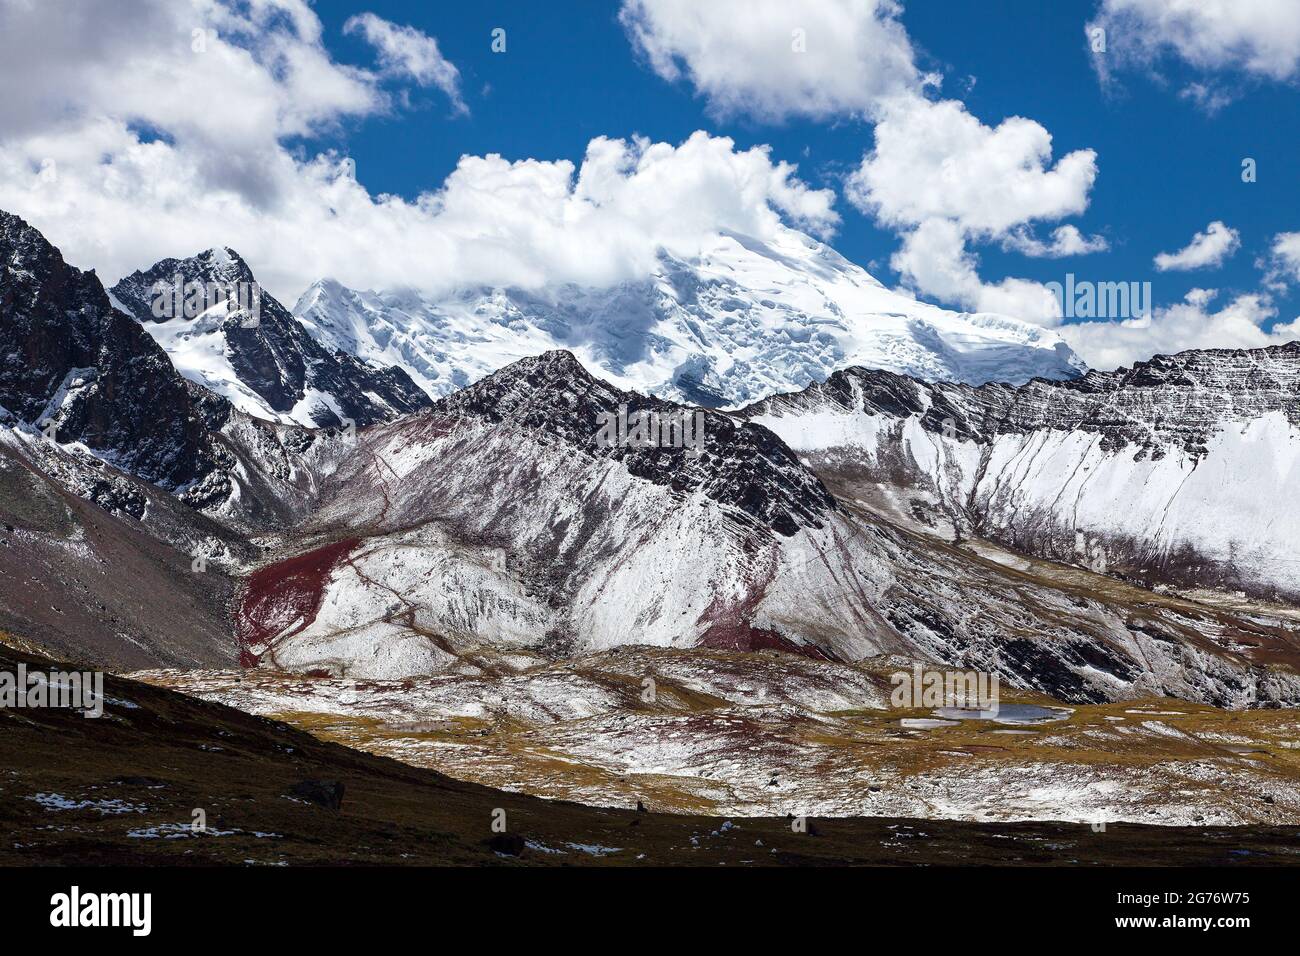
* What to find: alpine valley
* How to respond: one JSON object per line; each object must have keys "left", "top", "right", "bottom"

{"left": 6, "top": 208, "right": 1300, "bottom": 860}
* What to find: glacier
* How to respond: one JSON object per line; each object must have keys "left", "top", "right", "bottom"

{"left": 293, "top": 224, "right": 1086, "bottom": 408}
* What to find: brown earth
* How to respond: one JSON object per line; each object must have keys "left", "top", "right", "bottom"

{"left": 0, "top": 442, "right": 238, "bottom": 670}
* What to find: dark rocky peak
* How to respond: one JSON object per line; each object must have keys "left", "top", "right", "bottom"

{"left": 111, "top": 251, "right": 430, "bottom": 429}
{"left": 110, "top": 247, "right": 257, "bottom": 323}
{"left": 742, "top": 341, "right": 1300, "bottom": 456}
{"left": 1063, "top": 341, "right": 1300, "bottom": 399}
{"left": 0, "top": 209, "right": 217, "bottom": 491}
{"left": 737, "top": 365, "right": 1003, "bottom": 444}
{"left": 434, "top": 349, "right": 617, "bottom": 426}
{"left": 2, "top": 209, "right": 71, "bottom": 273}
{"left": 430, "top": 350, "right": 836, "bottom": 537}
{"left": 1000, "top": 343, "right": 1300, "bottom": 452}
{"left": 740, "top": 366, "right": 930, "bottom": 419}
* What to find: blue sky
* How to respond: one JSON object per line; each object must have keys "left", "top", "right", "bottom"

{"left": 2, "top": 0, "right": 1299, "bottom": 370}
{"left": 304, "top": 0, "right": 1300, "bottom": 334}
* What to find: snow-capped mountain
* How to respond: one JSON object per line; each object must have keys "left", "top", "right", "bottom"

{"left": 293, "top": 225, "right": 1086, "bottom": 408}
{"left": 234, "top": 350, "right": 1300, "bottom": 708}
{"left": 0, "top": 211, "right": 361, "bottom": 535}
{"left": 8, "top": 211, "right": 1300, "bottom": 713}
{"left": 740, "top": 343, "right": 1300, "bottom": 603}
{"left": 111, "top": 249, "right": 430, "bottom": 428}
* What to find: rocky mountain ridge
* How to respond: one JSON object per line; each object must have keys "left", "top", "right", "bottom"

{"left": 741, "top": 343, "right": 1300, "bottom": 601}
{"left": 6, "top": 212, "right": 1300, "bottom": 711}
{"left": 112, "top": 248, "right": 430, "bottom": 429}
{"left": 225, "top": 351, "right": 1300, "bottom": 709}
{"left": 0, "top": 210, "right": 219, "bottom": 496}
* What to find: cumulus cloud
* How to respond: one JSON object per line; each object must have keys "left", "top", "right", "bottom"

{"left": 846, "top": 96, "right": 1098, "bottom": 236}
{"left": 618, "top": 0, "right": 1104, "bottom": 328}
{"left": 1003, "top": 224, "right": 1109, "bottom": 258}
{"left": 1263, "top": 231, "right": 1300, "bottom": 289}
{"left": 1153, "top": 221, "right": 1240, "bottom": 271}
{"left": 1062, "top": 288, "right": 1300, "bottom": 370}
{"left": 0, "top": 0, "right": 467, "bottom": 204}
{"left": 343, "top": 12, "right": 466, "bottom": 114}
{"left": 618, "top": 0, "right": 930, "bottom": 121}
{"left": 0, "top": 0, "right": 834, "bottom": 303}
{"left": 0, "top": 126, "right": 836, "bottom": 303}
{"left": 846, "top": 94, "right": 1100, "bottom": 325}
{"left": 887, "top": 218, "right": 1064, "bottom": 324}
{"left": 0, "top": 0, "right": 388, "bottom": 202}
{"left": 1088, "top": 0, "right": 1300, "bottom": 106}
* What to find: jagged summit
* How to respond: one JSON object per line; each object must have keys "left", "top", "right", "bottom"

{"left": 0, "top": 211, "right": 343, "bottom": 521}
{"left": 435, "top": 349, "right": 609, "bottom": 419}
{"left": 0, "top": 208, "right": 49, "bottom": 260}
{"left": 0, "top": 208, "right": 67, "bottom": 253}
{"left": 746, "top": 338, "right": 1300, "bottom": 447}
{"left": 112, "top": 247, "right": 256, "bottom": 316}
{"left": 430, "top": 348, "right": 836, "bottom": 537}
{"left": 0, "top": 208, "right": 217, "bottom": 491}
{"left": 110, "top": 250, "right": 431, "bottom": 429}
{"left": 742, "top": 339, "right": 1300, "bottom": 602}
{"left": 485, "top": 348, "right": 593, "bottom": 384}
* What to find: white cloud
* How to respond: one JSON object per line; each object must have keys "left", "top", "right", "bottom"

{"left": 1062, "top": 288, "right": 1300, "bottom": 369}
{"left": 618, "top": 0, "right": 929, "bottom": 121}
{"left": 343, "top": 12, "right": 466, "bottom": 114}
{"left": 887, "top": 218, "right": 1063, "bottom": 324}
{"left": 1153, "top": 221, "right": 1240, "bottom": 271}
{"left": 1088, "top": 0, "right": 1300, "bottom": 105}
{"left": 0, "top": 0, "right": 834, "bottom": 303}
{"left": 886, "top": 218, "right": 978, "bottom": 306}
{"left": 617, "top": 1, "right": 1106, "bottom": 329}
{"left": 1004, "top": 224, "right": 1109, "bottom": 258}
{"left": 0, "top": 0, "right": 464, "bottom": 202}
{"left": 846, "top": 94, "right": 1099, "bottom": 325}
{"left": 1264, "top": 231, "right": 1300, "bottom": 288}
{"left": 0, "top": 127, "right": 837, "bottom": 304}
{"left": 846, "top": 96, "right": 1098, "bottom": 237}
{"left": 1178, "top": 82, "right": 1233, "bottom": 114}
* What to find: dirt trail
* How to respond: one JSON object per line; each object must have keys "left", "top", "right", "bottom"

{"left": 361, "top": 438, "right": 400, "bottom": 530}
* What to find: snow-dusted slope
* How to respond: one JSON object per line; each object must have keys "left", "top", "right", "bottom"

{"left": 111, "top": 249, "right": 430, "bottom": 428}
{"left": 233, "top": 351, "right": 1300, "bottom": 709}
{"left": 293, "top": 225, "right": 1085, "bottom": 408}
{"left": 740, "top": 343, "right": 1300, "bottom": 602}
